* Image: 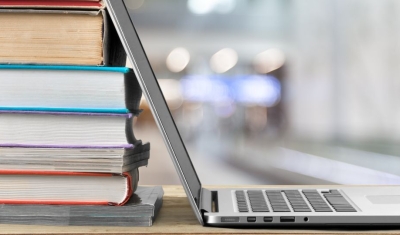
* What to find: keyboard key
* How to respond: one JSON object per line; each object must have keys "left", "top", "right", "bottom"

{"left": 272, "top": 208, "right": 291, "bottom": 212}
{"left": 326, "top": 198, "right": 349, "bottom": 204}
{"left": 335, "top": 208, "right": 357, "bottom": 212}
{"left": 292, "top": 205, "right": 310, "bottom": 208}
{"left": 294, "top": 209, "right": 312, "bottom": 212}
{"left": 313, "top": 206, "right": 332, "bottom": 210}
{"left": 314, "top": 208, "right": 333, "bottom": 212}
{"left": 329, "top": 190, "right": 341, "bottom": 194}
{"left": 252, "top": 209, "right": 269, "bottom": 212}
{"left": 290, "top": 203, "right": 308, "bottom": 206}
{"left": 308, "top": 201, "right": 328, "bottom": 204}
{"left": 265, "top": 190, "right": 281, "bottom": 193}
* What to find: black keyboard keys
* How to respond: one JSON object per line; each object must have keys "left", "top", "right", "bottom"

{"left": 283, "top": 190, "right": 312, "bottom": 212}
{"left": 235, "top": 190, "right": 249, "bottom": 212}
{"left": 247, "top": 190, "right": 269, "bottom": 212}
{"left": 302, "top": 190, "right": 333, "bottom": 212}
{"left": 323, "top": 190, "right": 357, "bottom": 212}
{"left": 237, "top": 189, "right": 354, "bottom": 213}
{"left": 265, "top": 190, "right": 290, "bottom": 212}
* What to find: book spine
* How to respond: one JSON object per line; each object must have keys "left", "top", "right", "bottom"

{"left": 103, "top": 9, "right": 127, "bottom": 66}
{"left": 117, "top": 168, "right": 139, "bottom": 206}
{"left": 125, "top": 114, "right": 137, "bottom": 144}
{"left": 124, "top": 71, "right": 143, "bottom": 113}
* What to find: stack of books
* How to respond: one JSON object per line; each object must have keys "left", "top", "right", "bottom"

{"left": 0, "top": 0, "right": 163, "bottom": 226}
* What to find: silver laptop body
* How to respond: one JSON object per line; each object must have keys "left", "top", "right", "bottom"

{"left": 106, "top": 0, "right": 400, "bottom": 227}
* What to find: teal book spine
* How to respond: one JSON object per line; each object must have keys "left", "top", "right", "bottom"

{"left": 0, "top": 65, "right": 130, "bottom": 73}
{"left": 0, "top": 107, "right": 129, "bottom": 114}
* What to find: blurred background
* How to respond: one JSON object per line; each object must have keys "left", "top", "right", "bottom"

{"left": 126, "top": 0, "right": 400, "bottom": 185}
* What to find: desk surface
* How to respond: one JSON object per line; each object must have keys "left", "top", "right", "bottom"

{"left": 1, "top": 185, "right": 400, "bottom": 235}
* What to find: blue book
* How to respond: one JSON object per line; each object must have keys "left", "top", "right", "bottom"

{"left": 0, "top": 65, "right": 142, "bottom": 113}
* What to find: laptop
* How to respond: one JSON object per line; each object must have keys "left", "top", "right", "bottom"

{"left": 106, "top": 0, "right": 400, "bottom": 227}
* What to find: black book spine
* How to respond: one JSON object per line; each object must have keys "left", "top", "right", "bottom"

{"left": 124, "top": 71, "right": 143, "bottom": 113}
{"left": 103, "top": 9, "right": 127, "bottom": 66}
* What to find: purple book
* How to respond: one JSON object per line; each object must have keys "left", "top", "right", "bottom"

{"left": 0, "top": 141, "right": 150, "bottom": 174}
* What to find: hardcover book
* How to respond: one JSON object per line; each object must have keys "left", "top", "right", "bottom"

{"left": 0, "top": 168, "right": 139, "bottom": 206}
{"left": 0, "top": 141, "right": 150, "bottom": 174}
{"left": 0, "top": 65, "right": 142, "bottom": 112}
{"left": 0, "top": 110, "right": 138, "bottom": 147}
{"left": 0, "top": 5, "right": 125, "bottom": 65}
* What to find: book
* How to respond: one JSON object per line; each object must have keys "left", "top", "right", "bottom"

{"left": 0, "top": 168, "right": 139, "bottom": 205}
{"left": 0, "top": 8, "right": 123, "bottom": 65}
{"left": 0, "top": 110, "right": 137, "bottom": 147}
{"left": 0, "top": 141, "right": 150, "bottom": 174}
{"left": 0, "top": 0, "right": 103, "bottom": 9}
{"left": 0, "top": 186, "right": 163, "bottom": 226}
{"left": 0, "top": 65, "right": 142, "bottom": 112}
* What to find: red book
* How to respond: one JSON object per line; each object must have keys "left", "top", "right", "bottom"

{"left": 0, "top": 169, "right": 138, "bottom": 206}
{"left": 0, "top": 0, "right": 103, "bottom": 9}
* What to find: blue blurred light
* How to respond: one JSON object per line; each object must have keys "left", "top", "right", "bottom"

{"left": 180, "top": 75, "right": 281, "bottom": 107}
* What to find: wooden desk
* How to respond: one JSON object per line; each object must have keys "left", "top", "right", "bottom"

{"left": 1, "top": 185, "right": 399, "bottom": 234}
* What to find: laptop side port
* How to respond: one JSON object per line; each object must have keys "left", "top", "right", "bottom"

{"left": 247, "top": 217, "right": 256, "bottom": 222}
{"left": 280, "top": 216, "right": 295, "bottom": 222}
{"left": 221, "top": 217, "right": 239, "bottom": 223}
{"left": 264, "top": 217, "right": 273, "bottom": 222}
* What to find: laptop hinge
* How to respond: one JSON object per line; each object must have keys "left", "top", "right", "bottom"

{"left": 200, "top": 188, "right": 219, "bottom": 213}
{"left": 200, "top": 188, "right": 211, "bottom": 213}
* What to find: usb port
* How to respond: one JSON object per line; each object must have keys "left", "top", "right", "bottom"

{"left": 280, "top": 216, "right": 295, "bottom": 222}
{"left": 264, "top": 217, "right": 273, "bottom": 222}
{"left": 247, "top": 217, "right": 256, "bottom": 222}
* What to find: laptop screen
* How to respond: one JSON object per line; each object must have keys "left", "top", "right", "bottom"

{"left": 109, "top": 0, "right": 203, "bottom": 209}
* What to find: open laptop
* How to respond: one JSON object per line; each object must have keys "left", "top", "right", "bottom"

{"left": 106, "top": 0, "right": 400, "bottom": 227}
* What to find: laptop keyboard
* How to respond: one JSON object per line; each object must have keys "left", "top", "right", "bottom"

{"left": 235, "top": 189, "right": 356, "bottom": 213}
